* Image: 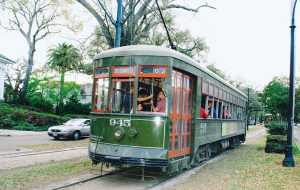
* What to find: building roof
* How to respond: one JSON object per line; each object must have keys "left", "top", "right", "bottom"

{"left": 0, "top": 53, "right": 15, "bottom": 64}
{"left": 94, "top": 45, "right": 247, "bottom": 98}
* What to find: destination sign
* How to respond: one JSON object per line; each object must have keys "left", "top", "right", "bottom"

{"left": 141, "top": 66, "right": 166, "bottom": 74}
{"left": 95, "top": 67, "right": 108, "bottom": 75}
{"left": 95, "top": 67, "right": 109, "bottom": 78}
{"left": 114, "top": 66, "right": 135, "bottom": 74}
{"left": 112, "top": 66, "right": 135, "bottom": 77}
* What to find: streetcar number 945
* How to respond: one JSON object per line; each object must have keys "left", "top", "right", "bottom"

{"left": 109, "top": 119, "right": 131, "bottom": 127}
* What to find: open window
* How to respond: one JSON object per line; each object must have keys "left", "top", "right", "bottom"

{"left": 93, "top": 67, "right": 109, "bottom": 112}
{"left": 136, "top": 65, "right": 168, "bottom": 115}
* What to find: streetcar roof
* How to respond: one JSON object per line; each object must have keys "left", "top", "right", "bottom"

{"left": 94, "top": 45, "right": 247, "bottom": 98}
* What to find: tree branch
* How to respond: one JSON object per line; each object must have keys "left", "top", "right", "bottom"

{"left": 76, "top": 0, "right": 114, "bottom": 47}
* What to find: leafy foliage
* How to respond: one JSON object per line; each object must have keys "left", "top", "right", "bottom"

{"left": 259, "top": 77, "right": 289, "bottom": 119}
{"left": 265, "top": 135, "right": 286, "bottom": 154}
{"left": 61, "top": 94, "right": 91, "bottom": 115}
{"left": 0, "top": 0, "right": 76, "bottom": 104}
{"left": 0, "top": 103, "right": 69, "bottom": 131}
{"left": 77, "top": 0, "right": 209, "bottom": 61}
{"left": 265, "top": 121, "right": 287, "bottom": 135}
{"left": 47, "top": 43, "right": 81, "bottom": 114}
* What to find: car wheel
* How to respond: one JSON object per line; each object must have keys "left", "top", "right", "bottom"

{"left": 53, "top": 136, "right": 60, "bottom": 140}
{"left": 73, "top": 131, "right": 81, "bottom": 140}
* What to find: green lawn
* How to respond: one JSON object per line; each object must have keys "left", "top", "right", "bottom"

{"left": 0, "top": 159, "right": 92, "bottom": 190}
{"left": 170, "top": 136, "right": 300, "bottom": 190}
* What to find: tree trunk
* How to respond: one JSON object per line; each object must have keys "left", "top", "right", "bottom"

{"left": 20, "top": 42, "right": 35, "bottom": 104}
{"left": 58, "top": 70, "right": 65, "bottom": 114}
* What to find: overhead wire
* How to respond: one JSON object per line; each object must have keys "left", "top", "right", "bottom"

{"left": 138, "top": 0, "right": 195, "bottom": 50}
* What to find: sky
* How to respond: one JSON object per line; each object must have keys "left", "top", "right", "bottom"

{"left": 0, "top": 0, "right": 298, "bottom": 89}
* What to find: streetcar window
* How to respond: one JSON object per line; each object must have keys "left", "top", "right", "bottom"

{"left": 137, "top": 77, "right": 167, "bottom": 115}
{"left": 111, "top": 80, "right": 134, "bottom": 113}
{"left": 94, "top": 78, "right": 109, "bottom": 111}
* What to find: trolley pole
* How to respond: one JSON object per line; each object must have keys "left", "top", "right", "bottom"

{"left": 283, "top": 0, "right": 297, "bottom": 167}
{"left": 115, "top": 0, "right": 123, "bottom": 47}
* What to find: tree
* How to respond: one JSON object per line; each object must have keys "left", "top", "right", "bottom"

{"left": 4, "top": 59, "right": 27, "bottom": 103}
{"left": 259, "top": 77, "right": 289, "bottom": 119}
{"left": 207, "top": 64, "right": 227, "bottom": 79}
{"left": 76, "top": 0, "right": 212, "bottom": 54}
{"left": 47, "top": 42, "right": 81, "bottom": 114}
{"left": 0, "top": 0, "right": 73, "bottom": 104}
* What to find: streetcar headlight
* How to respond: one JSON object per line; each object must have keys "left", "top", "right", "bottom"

{"left": 113, "top": 127, "right": 125, "bottom": 141}
{"left": 114, "top": 130, "right": 122, "bottom": 137}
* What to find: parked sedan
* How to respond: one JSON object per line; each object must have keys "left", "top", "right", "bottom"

{"left": 47, "top": 119, "right": 90, "bottom": 140}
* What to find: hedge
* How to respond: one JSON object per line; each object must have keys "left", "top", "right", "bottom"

{"left": 0, "top": 103, "right": 69, "bottom": 131}
{"left": 265, "top": 121, "right": 287, "bottom": 135}
{"left": 265, "top": 135, "right": 286, "bottom": 154}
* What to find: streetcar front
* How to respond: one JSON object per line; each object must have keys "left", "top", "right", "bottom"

{"left": 89, "top": 57, "right": 171, "bottom": 169}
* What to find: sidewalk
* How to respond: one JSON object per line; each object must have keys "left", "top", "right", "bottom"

{"left": 0, "top": 129, "right": 45, "bottom": 136}
{"left": 294, "top": 126, "right": 300, "bottom": 150}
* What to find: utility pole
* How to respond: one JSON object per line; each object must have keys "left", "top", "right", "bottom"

{"left": 283, "top": 0, "right": 297, "bottom": 167}
{"left": 115, "top": 0, "right": 123, "bottom": 47}
{"left": 97, "top": 0, "right": 123, "bottom": 48}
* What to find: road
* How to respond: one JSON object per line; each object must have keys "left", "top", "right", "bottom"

{"left": 294, "top": 126, "right": 300, "bottom": 150}
{"left": 0, "top": 129, "right": 88, "bottom": 170}
{"left": 0, "top": 129, "right": 55, "bottom": 148}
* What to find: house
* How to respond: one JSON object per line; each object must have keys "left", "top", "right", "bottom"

{"left": 0, "top": 54, "right": 15, "bottom": 102}
{"left": 80, "top": 83, "right": 93, "bottom": 104}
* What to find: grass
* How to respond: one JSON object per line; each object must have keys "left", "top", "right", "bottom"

{"left": 170, "top": 136, "right": 300, "bottom": 190}
{"left": 294, "top": 140, "right": 300, "bottom": 156}
{"left": 0, "top": 158, "right": 92, "bottom": 190}
{"left": 21, "top": 138, "right": 89, "bottom": 151}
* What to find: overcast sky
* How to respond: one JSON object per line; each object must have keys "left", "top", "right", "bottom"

{"left": 0, "top": 0, "right": 298, "bottom": 89}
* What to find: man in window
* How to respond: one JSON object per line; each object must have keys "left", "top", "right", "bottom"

{"left": 151, "top": 90, "right": 166, "bottom": 112}
{"left": 122, "top": 86, "right": 134, "bottom": 113}
{"left": 208, "top": 101, "right": 217, "bottom": 118}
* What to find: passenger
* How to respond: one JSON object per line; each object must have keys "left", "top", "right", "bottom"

{"left": 137, "top": 89, "right": 153, "bottom": 111}
{"left": 200, "top": 105, "right": 209, "bottom": 119}
{"left": 225, "top": 106, "right": 230, "bottom": 119}
{"left": 208, "top": 101, "right": 216, "bottom": 118}
{"left": 137, "top": 89, "right": 153, "bottom": 102}
{"left": 150, "top": 90, "right": 166, "bottom": 112}
{"left": 137, "top": 103, "right": 143, "bottom": 111}
{"left": 122, "top": 86, "right": 134, "bottom": 113}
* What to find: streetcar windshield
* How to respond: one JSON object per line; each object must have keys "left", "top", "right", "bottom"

{"left": 111, "top": 79, "right": 134, "bottom": 113}
{"left": 93, "top": 65, "right": 168, "bottom": 115}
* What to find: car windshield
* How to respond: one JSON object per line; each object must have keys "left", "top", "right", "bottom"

{"left": 64, "top": 119, "right": 84, "bottom": 126}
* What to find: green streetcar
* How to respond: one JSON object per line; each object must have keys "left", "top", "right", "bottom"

{"left": 89, "top": 45, "right": 247, "bottom": 173}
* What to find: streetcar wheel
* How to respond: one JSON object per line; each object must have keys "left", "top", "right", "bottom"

{"left": 73, "top": 131, "right": 81, "bottom": 140}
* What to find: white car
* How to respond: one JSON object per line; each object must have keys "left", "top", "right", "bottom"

{"left": 47, "top": 119, "right": 90, "bottom": 140}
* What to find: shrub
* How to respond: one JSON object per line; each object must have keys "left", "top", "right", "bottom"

{"left": 0, "top": 103, "right": 69, "bottom": 131}
{"left": 265, "top": 121, "right": 287, "bottom": 135}
{"left": 265, "top": 135, "right": 286, "bottom": 154}
{"left": 28, "top": 97, "right": 54, "bottom": 113}
{"left": 61, "top": 95, "right": 91, "bottom": 115}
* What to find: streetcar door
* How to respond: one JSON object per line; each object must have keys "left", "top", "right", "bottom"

{"left": 169, "top": 70, "right": 193, "bottom": 158}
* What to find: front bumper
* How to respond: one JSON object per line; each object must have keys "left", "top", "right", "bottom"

{"left": 47, "top": 131, "right": 72, "bottom": 138}
{"left": 88, "top": 142, "right": 168, "bottom": 167}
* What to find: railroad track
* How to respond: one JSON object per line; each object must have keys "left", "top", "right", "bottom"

{"left": 49, "top": 127, "right": 267, "bottom": 190}
{"left": 0, "top": 147, "right": 87, "bottom": 159}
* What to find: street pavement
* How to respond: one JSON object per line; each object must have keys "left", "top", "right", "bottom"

{"left": 294, "top": 126, "right": 300, "bottom": 150}
{"left": 0, "top": 129, "right": 88, "bottom": 170}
